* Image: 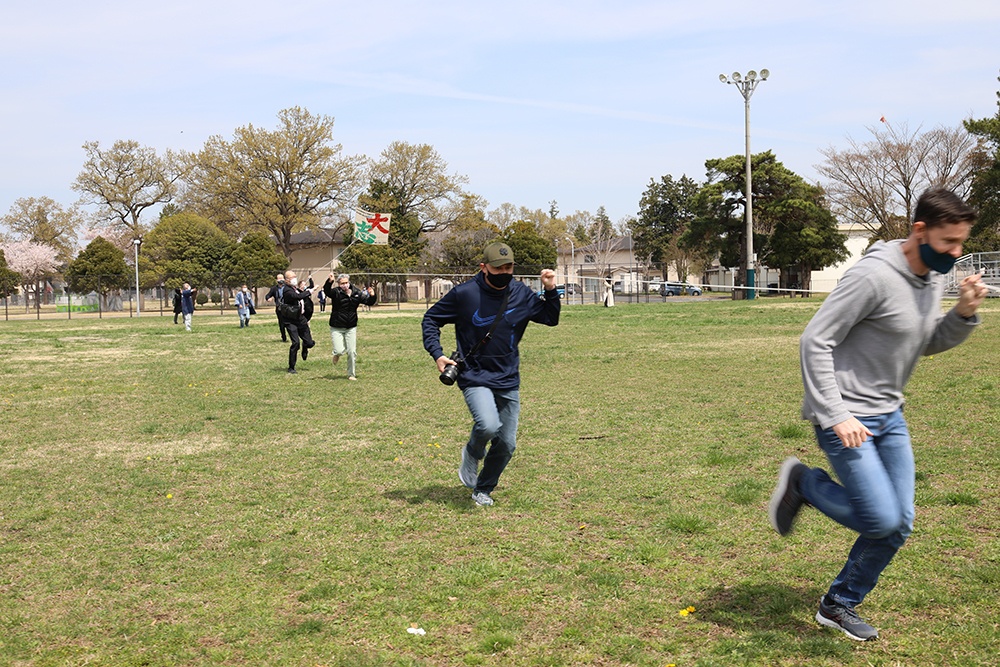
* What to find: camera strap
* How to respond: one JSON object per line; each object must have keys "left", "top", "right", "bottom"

{"left": 466, "top": 287, "right": 510, "bottom": 359}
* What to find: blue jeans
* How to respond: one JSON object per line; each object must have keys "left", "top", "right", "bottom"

{"left": 799, "top": 408, "right": 915, "bottom": 608}
{"left": 461, "top": 386, "right": 520, "bottom": 494}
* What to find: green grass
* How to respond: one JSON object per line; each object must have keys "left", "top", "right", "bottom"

{"left": 1, "top": 298, "right": 998, "bottom": 666}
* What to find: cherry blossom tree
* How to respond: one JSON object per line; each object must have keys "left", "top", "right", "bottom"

{"left": 0, "top": 240, "right": 60, "bottom": 311}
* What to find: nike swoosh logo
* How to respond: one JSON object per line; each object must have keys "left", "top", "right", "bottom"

{"left": 471, "top": 308, "right": 515, "bottom": 327}
{"left": 472, "top": 310, "right": 495, "bottom": 327}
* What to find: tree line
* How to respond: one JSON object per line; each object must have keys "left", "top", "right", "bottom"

{"left": 3, "top": 73, "right": 1000, "bottom": 300}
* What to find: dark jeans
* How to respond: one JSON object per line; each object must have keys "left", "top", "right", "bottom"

{"left": 285, "top": 319, "right": 314, "bottom": 370}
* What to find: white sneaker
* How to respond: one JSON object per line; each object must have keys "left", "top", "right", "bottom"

{"left": 458, "top": 448, "right": 479, "bottom": 489}
{"left": 471, "top": 491, "right": 494, "bottom": 506}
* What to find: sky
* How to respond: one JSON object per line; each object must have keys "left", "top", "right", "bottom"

{"left": 3, "top": 0, "right": 1000, "bottom": 234}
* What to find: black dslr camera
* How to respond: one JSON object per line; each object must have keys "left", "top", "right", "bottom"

{"left": 439, "top": 351, "right": 465, "bottom": 386}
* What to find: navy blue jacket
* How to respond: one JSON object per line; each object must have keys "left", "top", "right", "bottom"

{"left": 422, "top": 272, "right": 560, "bottom": 390}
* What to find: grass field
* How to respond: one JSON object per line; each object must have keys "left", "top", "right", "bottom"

{"left": 1, "top": 298, "right": 998, "bottom": 666}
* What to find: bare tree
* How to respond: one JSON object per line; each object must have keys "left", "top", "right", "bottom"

{"left": 367, "top": 141, "right": 468, "bottom": 233}
{"left": 818, "top": 122, "right": 977, "bottom": 241}
{"left": 586, "top": 206, "right": 620, "bottom": 280}
{"left": 184, "top": 107, "right": 366, "bottom": 257}
{"left": 73, "top": 140, "right": 183, "bottom": 238}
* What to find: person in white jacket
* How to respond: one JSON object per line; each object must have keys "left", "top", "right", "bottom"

{"left": 769, "top": 187, "right": 988, "bottom": 641}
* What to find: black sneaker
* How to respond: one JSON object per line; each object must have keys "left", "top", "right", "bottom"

{"left": 816, "top": 596, "right": 878, "bottom": 641}
{"left": 302, "top": 347, "right": 309, "bottom": 360}
{"left": 768, "top": 457, "right": 807, "bottom": 536}
{"left": 287, "top": 368, "right": 297, "bottom": 374}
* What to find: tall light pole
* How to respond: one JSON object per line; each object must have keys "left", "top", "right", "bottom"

{"left": 564, "top": 235, "right": 575, "bottom": 302}
{"left": 719, "top": 68, "right": 768, "bottom": 300}
{"left": 132, "top": 237, "right": 142, "bottom": 316}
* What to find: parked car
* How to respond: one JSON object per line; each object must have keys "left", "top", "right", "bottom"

{"left": 660, "top": 282, "right": 703, "bottom": 297}
{"left": 537, "top": 284, "right": 566, "bottom": 299}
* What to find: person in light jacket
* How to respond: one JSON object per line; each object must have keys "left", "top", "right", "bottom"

{"left": 234, "top": 284, "right": 254, "bottom": 328}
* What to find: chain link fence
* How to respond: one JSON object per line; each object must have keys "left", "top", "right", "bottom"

{"left": 1, "top": 267, "right": 764, "bottom": 321}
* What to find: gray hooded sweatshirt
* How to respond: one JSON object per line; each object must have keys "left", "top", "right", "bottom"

{"left": 801, "top": 239, "right": 979, "bottom": 429}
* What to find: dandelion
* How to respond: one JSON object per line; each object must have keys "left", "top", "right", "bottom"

{"left": 678, "top": 609, "right": 689, "bottom": 617}
{"left": 166, "top": 494, "right": 173, "bottom": 499}
{"left": 687, "top": 606, "right": 695, "bottom": 613}
{"left": 398, "top": 440, "right": 403, "bottom": 445}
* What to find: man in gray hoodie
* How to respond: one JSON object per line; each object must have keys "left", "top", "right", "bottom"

{"left": 768, "top": 188, "right": 989, "bottom": 641}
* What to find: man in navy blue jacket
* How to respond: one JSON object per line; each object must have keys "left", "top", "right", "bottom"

{"left": 422, "top": 242, "right": 560, "bottom": 506}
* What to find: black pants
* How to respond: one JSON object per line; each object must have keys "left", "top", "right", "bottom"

{"left": 285, "top": 318, "right": 314, "bottom": 370}
{"left": 276, "top": 311, "right": 288, "bottom": 341}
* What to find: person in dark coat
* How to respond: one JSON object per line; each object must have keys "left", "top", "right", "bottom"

{"left": 322, "top": 273, "right": 377, "bottom": 380}
{"left": 172, "top": 287, "right": 182, "bottom": 324}
{"left": 279, "top": 270, "right": 316, "bottom": 374}
{"left": 264, "top": 273, "right": 289, "bottom": 342}
{"left": 180, "top": 283, "right": 197, "bottom": 331}
{"left": 421, "top": 242, "right": 560, "bottom": 507}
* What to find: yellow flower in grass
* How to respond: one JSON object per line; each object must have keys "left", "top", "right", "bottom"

{"left": 678, "top": 609, "right": 689, "bottom": 617}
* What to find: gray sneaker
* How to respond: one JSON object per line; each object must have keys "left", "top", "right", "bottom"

{"left": 458, "top": 448, "right": 479, "bottom": 489}
{"left": 816, "top": 596, "right": 878, "bottom": 641}
{"left": 769, "top": 456, "right": 808, "bottom": 536}
{"left": 471, "top": 491, "right": 494, "bottom": 506}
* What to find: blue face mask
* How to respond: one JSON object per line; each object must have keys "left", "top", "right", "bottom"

{"left": 918, "top": 242, "right": 957, "bottom": 274}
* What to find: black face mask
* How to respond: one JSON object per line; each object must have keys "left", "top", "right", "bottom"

{"left": 485, "top": 271, "right": 513, "bottom": 289}
{"left": 918, "top": 242, "right": 957, "bottom": 274}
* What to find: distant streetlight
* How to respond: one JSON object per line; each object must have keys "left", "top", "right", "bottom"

{"left": 564, "top": 236, "right": 575, "bottom": 302}
{"left": 132, "top": 237, "right": 142, "bottom": 316}
{"left": 719, "top": 68, "right": 769, "bottom": 300}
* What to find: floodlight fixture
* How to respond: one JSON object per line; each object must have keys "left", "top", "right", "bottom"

{"left": 731, "top": 72, "right": 742, "bottom": 82}
{"left": 719, "top": 73, "right": 728, "bottom": 82}
{"left": 760, "top": 68, "right": 769, "bottom": 80}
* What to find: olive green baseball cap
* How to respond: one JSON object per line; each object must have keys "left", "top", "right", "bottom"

{"left": 483, "top": 242, "right": 514, "bottom": 267}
